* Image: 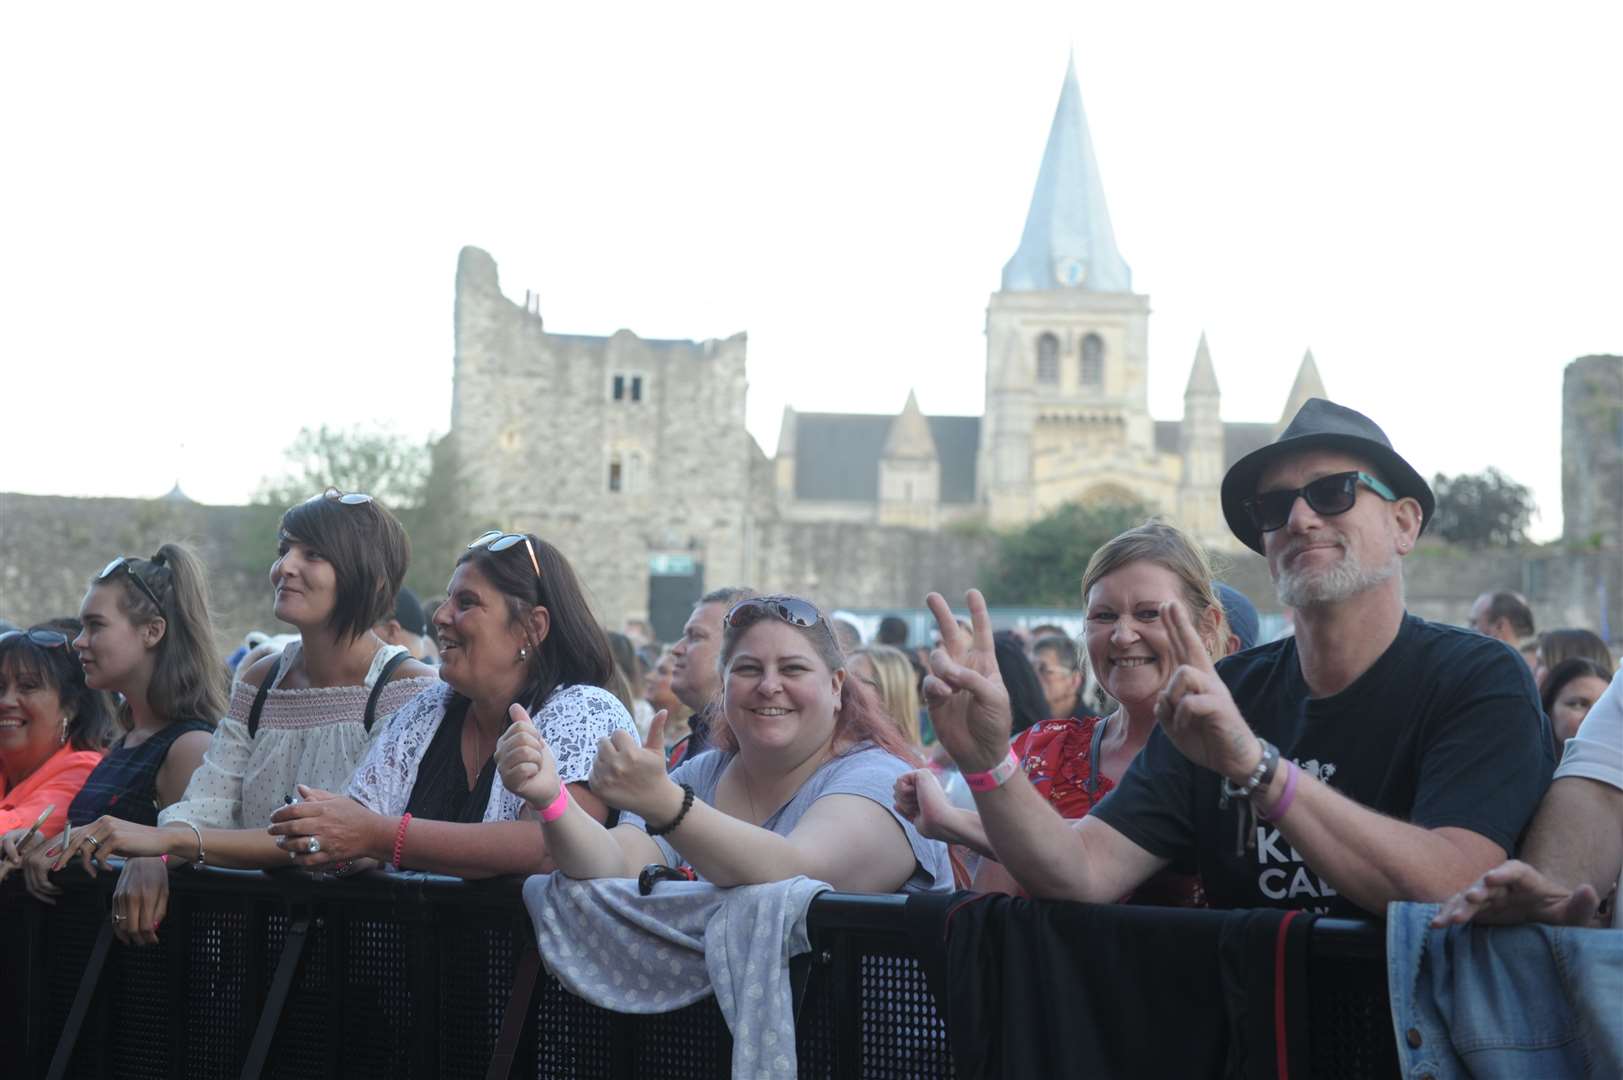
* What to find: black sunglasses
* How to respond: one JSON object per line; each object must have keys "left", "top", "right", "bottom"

{"left": 97, "top": 556, "right": 165, "bottom": 612}
{"left": 315, "top": 487, "right": 375, "bottom": 506}
{"left": 637, "top": 863, "right": 697, "bottom": 896}
{"left": 724, "top": 595, "right": 822, "bottom": 630}
{"left": 1241, "top": 471, "right": 1398, "bottom": 534}
{"left": 0, "top": 629, "right": 73, "bottom": 650}
{"left": 468, "top": 530, "right": 543, "bottom": 585}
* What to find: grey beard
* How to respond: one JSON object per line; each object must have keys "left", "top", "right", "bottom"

{"left": 1276, "top": 545, "right": 1398, "bottom": 608}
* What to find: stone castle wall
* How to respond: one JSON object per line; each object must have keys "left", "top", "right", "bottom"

{"left": 3, "top": 491, "right": 1616, "bottom": 652}
{"left": 1563, "top": 355, "right": 1623, "bottom": 547}
{"left": 0, "top": 493, "right": 279, "bottom": 651}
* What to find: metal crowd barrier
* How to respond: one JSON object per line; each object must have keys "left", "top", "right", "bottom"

{"left": 0, "top": 866, "right": 1399, "bottom": 1078}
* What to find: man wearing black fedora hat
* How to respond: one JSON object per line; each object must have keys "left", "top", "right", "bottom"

{"left": 922, "top": 399, "right": 1552, "bottom": 917}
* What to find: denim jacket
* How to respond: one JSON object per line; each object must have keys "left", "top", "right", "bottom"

{"left": 1387, "top": 901, "right": 1623, "bottom": 1079}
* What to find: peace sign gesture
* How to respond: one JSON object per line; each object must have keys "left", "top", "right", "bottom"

{"left": 922, "top": 590, "right": 1014, "bottom": 774}
{"left": 1153, "top": 600, "right": 1257, "bottom": 783}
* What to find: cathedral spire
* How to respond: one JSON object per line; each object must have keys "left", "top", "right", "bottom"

{"left": 1001, "top": 53, "right": 1132, "bottom": 293}
{"left": 1184, "top": 332, "right": 1220, "bottom": 397}
{"left": 1277, "top": 349, "right": 1329, "bottom": 432}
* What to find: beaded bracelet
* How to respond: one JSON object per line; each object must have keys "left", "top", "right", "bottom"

{"left": 647, "top": 784, "right": 695, "bottom": 837}
{"left": 392, "top": 813, "right": 412, "bottom": 870}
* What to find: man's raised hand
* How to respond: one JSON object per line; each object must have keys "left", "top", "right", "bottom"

{"left": 1154, "top": 600, "right": 1256, "bottom": 782}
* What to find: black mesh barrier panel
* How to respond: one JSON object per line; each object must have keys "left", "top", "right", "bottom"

{"left": 437, "top": 914, "right": 519, "bottom": 1079}
{"left": 109, "top": 937, "right": 174, "bottom": 1079}
{"left": 794, "top": 959, "right": 837, "bottom": 1079}
{"left": 43, "top": 887, "right": 106, "bottom": 1080}
{"left": 341, "top": 916, "right": 416, "bottom": 1074}
{"left": 630, "top": 995, "right": 733, "bottom": 1076}
{"left": 1309, "top": 950, "right": 1402, "bottom": 1080}
{"left": 533, "top": 972, "right": 616, "bottom": 1078}
{"left": 263, "top": 910, "right": 337, "bottom": 1080}
{"left": 856, "top": 951, "right": 956, "bottom": 1078}
{"left": 184, "top": 902, "right": 251, "bottom": 1079}
{"left": 5, "top": 872, "right": 1405, "bottom": 1080}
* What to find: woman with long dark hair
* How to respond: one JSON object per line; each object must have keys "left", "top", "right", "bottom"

{"left": 266, "top": 530, "right": 636, "bottom": 876}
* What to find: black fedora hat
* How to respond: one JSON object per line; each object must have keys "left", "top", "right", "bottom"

{"left": 1221, "top": 398, "right": 1434, "bottom": 554}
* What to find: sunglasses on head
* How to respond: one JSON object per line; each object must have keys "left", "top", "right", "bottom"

{"left": 98, "top": 556, "right": 165, "bottom": 612}
{"left": 468, "top": 530, "right": 543, "bottom": 585}
{"left": 724, "top": 595, "right": 822, "bottom": 630}
{"left": 314, "top": 487, "right": 374, "bottom": 506}
{"left": 1242, "top": 470, "right": 1398, "bottom": 534}
{"left": 0, "top": 629, "right": 73, "bottom": 650}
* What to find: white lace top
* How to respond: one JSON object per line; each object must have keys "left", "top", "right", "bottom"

{"left": 158, "top": 642, "right": 439, "bottom": 831}
{"left": 347, "top": 681, "right": 636, "bottom": 822}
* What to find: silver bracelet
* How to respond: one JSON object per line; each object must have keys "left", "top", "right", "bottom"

{"left": 179, "top": 820, "right": 206, "bottom": 869}
{"left": 1219, "top": 738, "right": 1279, "bottom": 806}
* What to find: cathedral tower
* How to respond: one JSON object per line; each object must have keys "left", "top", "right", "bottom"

{"left": 978, "top": 55, "right": 1158, "bottom": 527}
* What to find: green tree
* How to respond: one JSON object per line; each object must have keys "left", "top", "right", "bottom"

{"left": 1430, "top": 468, "right": 1536, "bottom": 548}
{"left": 237, "top": 425, "right": 446, "bottom": 587}
{"left": 254, "top": 424, "right": 431, "bottom": 509}
{"left": 983, "top": 498, "right": 1154, "bottom": 607}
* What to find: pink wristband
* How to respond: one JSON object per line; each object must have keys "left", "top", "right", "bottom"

{"left": 539, "top": 784, "right": 571, "bottom": 822}
{"left": 964, "top": 748, "right": 1021, "bottom": 793}
{"left": 1258, "top": 760, "right": 1299, "bottom": 822}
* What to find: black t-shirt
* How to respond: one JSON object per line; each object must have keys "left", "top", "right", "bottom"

{"left": 1091, "top": 614, "right": 1553, "bottom": 917}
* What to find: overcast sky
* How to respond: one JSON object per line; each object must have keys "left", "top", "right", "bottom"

{"left": 3, "top": 3, "right": 1618, "bottom": 540}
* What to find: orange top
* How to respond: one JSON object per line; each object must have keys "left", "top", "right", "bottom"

{"left": 0, "top": 743, "right": 103, "bottom": 837}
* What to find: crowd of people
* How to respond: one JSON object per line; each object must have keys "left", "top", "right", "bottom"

{"left": 1, "top": 398, "right": 1618, "bottom": 1032}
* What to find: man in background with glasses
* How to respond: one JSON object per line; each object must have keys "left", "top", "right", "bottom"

{"left": 928, "top": 398, "right": 1552, "bottom": 917}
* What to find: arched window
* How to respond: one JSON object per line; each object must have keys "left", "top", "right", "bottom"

{"left": 1081, "top": 333, "right": 1104, "bottom": 387}
{"left": 1037, "top": 333, "right": 1059, "bottom": 384}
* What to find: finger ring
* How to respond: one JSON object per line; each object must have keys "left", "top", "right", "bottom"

{"left": 87, "top": 836, "right": 102, "bottom": 849}
{"left": 307, "top": 837, "right": 321, "bottom": 855}
{"left": 111, "top": 913, "right": 126, "bottom": 923}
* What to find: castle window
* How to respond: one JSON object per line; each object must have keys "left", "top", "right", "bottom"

{"left": 1037, "top": 333, "right": 1059, "bottom": 384}
{"left": 631, "top": 375, "right": 643, "bottom": 402}
{"left": 612, "top": 375, "right": 626, "bottom": 401}
{"left": 608, "top": 456, "right": 623, "bottom": 493}
{"left": 1081, "top": 333, "right": 1104, "bottom": 387}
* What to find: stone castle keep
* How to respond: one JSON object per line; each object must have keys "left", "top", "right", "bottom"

{"left": 447, "top": 58, "right": 1329, "bottom": 633}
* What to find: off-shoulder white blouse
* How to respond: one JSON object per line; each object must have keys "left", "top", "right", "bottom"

{"left": 158, "top": 642, "right": 440, "bottom": 831}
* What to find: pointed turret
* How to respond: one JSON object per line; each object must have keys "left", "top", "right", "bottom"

{"left": 1184, "top": 332, "right": 1220, "bottom": 398}
{"left": 883, "top": 391, "right": 939, "bottom": 460}
{"left": 1001, "top": 54, "right": 1132, "bottom": 293}
{"left": 1277, "top": 349, "right": 1329, "bottom": 431}
{"left": 1178, "top": 334, "right": 1224, "bottom": 540}
{"left": 879, "top": 392, "right": 942, "bottom": 528}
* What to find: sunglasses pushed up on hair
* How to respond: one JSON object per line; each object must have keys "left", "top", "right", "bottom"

{"left": 0, "top": 628, "right": 73, "bottom": 650}
{"left": 308, "top": 486, "right": 375, "bottom": 506}
{"left": 97, "top": 556, "right": 165, "bottom": 612}
{"left": 723, "top": 595, "right": 823, "bottom": 630}
{"left": 1240, "top": 470, "right": 1397, "bottom": 534}
{"left": 468, "top": 530, "right": 543, "bottom": 584}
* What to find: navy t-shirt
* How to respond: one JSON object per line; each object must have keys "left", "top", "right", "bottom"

{"left": 1091, "top": 614, "right": 1553, "bottom": 917}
